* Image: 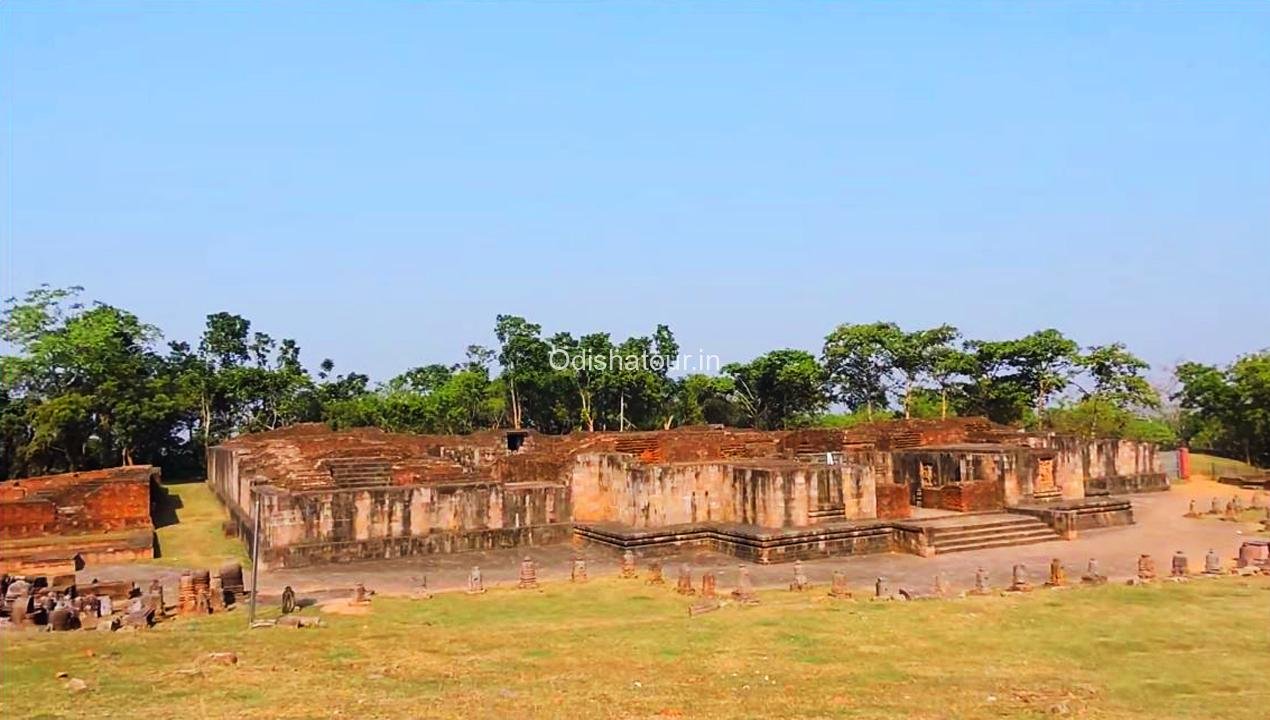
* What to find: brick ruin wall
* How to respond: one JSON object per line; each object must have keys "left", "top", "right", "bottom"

{"left": 0, "top": 467, "right": 155, "bottom": 540}
{"left": 208, "top": 420, "right": 1165, "bottom": 567}
{"left": 0, "top": 467, "right": 157, "bottom": 572}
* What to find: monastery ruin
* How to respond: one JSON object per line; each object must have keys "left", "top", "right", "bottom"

{"left": 0, "top": 466, "right": 159, "bottom": 576}
{"left": 205, "top": 418, "right": 1166, "bottom": 569}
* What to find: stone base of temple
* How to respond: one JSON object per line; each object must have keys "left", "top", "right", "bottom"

{"left": 0, "top": 527, "right": 154, "bottom": 575}
{"left": 1011, "top": 497, "right": 1135, "bottom": 532}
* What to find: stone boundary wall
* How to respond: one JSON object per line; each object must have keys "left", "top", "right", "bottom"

{"left": 1084, "top": 473, "right": 1169, "bottom": 496}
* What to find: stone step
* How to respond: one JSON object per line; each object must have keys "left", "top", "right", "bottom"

{"left": 928, "top": 518, "right": 1050, "bottom": 540}
{"left": 932, "top": 530, "right": 1061, "bottom": 554}
{"left": 927, "top": 518, "right": 1045, "bottom": 537}
{"left": 932, "top": 525, "right": 1052, "bottom": 545}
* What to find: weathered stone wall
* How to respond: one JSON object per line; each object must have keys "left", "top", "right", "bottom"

{"left": 567, "top": 454, "right": 883, "bottom": 529}
{"left": 875, "top": 483, "right": 911, "bottom": 519}
{"left": 255, "top": 481, "right": 570, "bottom": 568}
{"left": 1084, "top": 473, "right": 1169, "bottom": 495}
{"left": 1027, "top": 436, "right": 1161, "bottom": 498}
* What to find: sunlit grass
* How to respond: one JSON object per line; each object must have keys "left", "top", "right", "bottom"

{"left": 2, "top": 576, "right": 1267, "bottom": 719}
{"left": 147, "top": 480, "right": 250, "bottom": 570}
{"left": 1190, "top": 453, "right": 1264, "bottom": 479}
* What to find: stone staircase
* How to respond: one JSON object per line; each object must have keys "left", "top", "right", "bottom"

{"left": 324, "top": 458, "right": 393, "bottom": 489}
{"left": 808, "top": 505, "right": 846, "bottom": 523}
{"left": 926, "top": 513, "right": 1059, "bottom": 554}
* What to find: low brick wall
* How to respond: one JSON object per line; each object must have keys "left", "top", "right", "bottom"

{"left": 1084, "top": 473, "right": 1169, "bottom": 496}
{"left": 875, "top": 484, "right": 911, "bottom": 519}
{"left": 921, "top": 480, "right": 1004, "bottom": 512}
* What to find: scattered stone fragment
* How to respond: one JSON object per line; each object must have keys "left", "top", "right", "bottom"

{"left": 675, "top": 565, "right": 695, "bottom": 596}
{"left": 467, "top": 567, "right": 485, "bottom": 595}
{"left": 49, "top": 607, "right": 75, "bottom": 631}
{"left": 66, "top": 678, "right": 89, "bottom": 693}
{"left": 1136, "top": 554, "right": 1157, "bottom": 582}
{"left": 1237, "top": 540, "right": 1269, "bottom": 568}
{"left": 970, "top": 567, "right": 991, "bottom": 595}
{"left": 1204, "top": 549, "right": 1223, "bottom": 575}
{"left": 351, "top": 583, "right": 372, "bottom": 605}
{"left": 828, "top": 571, "right": 852, "bottom": 599}
{"left": 1185, "top": 499, "right": 1200, "bottom": 518}
{"left": 933, "top": 573, "right": 949, "bottom": 597}
{"left": 1045, "top": 558, "right": 1066, "bottom": 588}
{"left": 209, "top": 573, "right": 226, "bottom": 612}
{"left": 571, "top": 558, "right": 588, "bottom": 584}
{"left": 646, "top": 561, "right": 665, "bottom": 586}
{"left": 873, "top": 576, "right": 890, "bottom": 600}
{"left": 194, "top": 588, "right": 210, "bottom": 615}
{"left": 148, "top": 579, "right": 166, "bottom": 617}
{"left": 688, "top": 598, "right": 721, "bottom": 617}
{"left": 1007, "top": 564, "right": 1032, "bottom": 593}
{"left": 276, "top": 615, "right": 323, "bottom": 628}
{"left": 789, "top": 560, "right": 810, "bottom": 591}
{"left": 205, "top": 652, "right": 238, "bottom": 665}
{"left": 413, "top": 574, "right": 433, "bottom": 599}
{"left": 620, "top": 550, "right": 638, "bottom": 579}
{"left": 517, "top": 557, "right": 539, "bottom": 590}
{"left": 731, "top": 566, "right": 758, "bottom": 604}
{"left": 1223, "top": 500, "right": 1239, "bottom": 522}
{"left": 1171, "top": 551, "right": 1190, "bottom": 578}
{"left": 179, "top": 572, "right": 196, "bottom": 614}
{"left": 700, "top": 571, "right": 717, "bottom": 599}
{"left": 1209, "top": 497, "right": 1222, "bottom": 515}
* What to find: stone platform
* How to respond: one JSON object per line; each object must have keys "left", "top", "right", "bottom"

{"left": 1011, "top": 496, "right": 1136, "bottom": 531}
{"left": 574, "top": 519, "right": 897, "bottom": 564}
{"left": 0, "top": 527, "right": 154, "bottom": 575}
{"left": 575, "top": 496, "right": 1138, "bottom": 563}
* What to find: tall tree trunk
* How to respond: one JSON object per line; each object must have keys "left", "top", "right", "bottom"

{"left": 509, "top": 377, "right": 522, "bottom": 429}
{"left": 941, "top": 388, "right": 948, "bottom": 419}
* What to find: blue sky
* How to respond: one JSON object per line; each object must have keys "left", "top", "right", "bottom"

{"left": 3, "top": 2, "right": 1267, "bottom": 381}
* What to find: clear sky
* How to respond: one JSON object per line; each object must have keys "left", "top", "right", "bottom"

{"left": 3, "top": 2, "right": 1267, "bottom": 381}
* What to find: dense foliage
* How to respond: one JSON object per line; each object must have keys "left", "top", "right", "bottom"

{"left": 1173, "top": 353, "right": 1270, "bottom": 466}
{"left": 3, "top": 285, "right": 1257, "bottom": 479}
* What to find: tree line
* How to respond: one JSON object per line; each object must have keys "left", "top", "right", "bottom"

{"left": 1, "top": 285, "right": 1265, "bottom": 479}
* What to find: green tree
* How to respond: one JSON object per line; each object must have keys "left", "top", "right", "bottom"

{"left": 724, "top": 350, "right": 827, "bottom": 430}
{"left": 822, "top": 322, "right": 903, "bottom": 420}
{"left": 1175, "top": 352, "right": 1270, "bottom": 465}
{"left": 891, "top": 324, "right": 960, "bottom": 419}
{"left": 1, "top": 286, "right": 187, "bottom": 470}
{"left": 670, "top": 374, "right": 740, "bottom": 427}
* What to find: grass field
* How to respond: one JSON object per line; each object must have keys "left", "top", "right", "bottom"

{"left": 149, "top": 480, "right": 250, "bottom": 570}
{"left": 1189, "top": 453, "right": 1264, "bottom": 479}
{"left": 2, "top": 576, "right": 1268, "bottom": 719}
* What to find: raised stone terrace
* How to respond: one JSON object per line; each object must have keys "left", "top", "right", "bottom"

{"left": 204, "top": 418, "right": 1164, "bottom": 569}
